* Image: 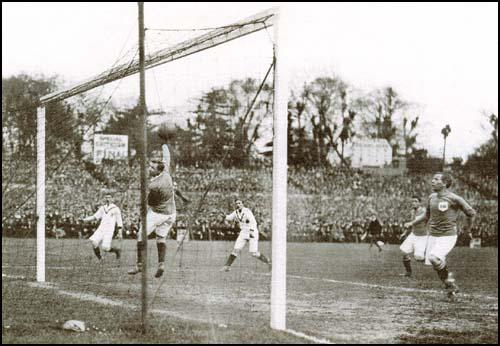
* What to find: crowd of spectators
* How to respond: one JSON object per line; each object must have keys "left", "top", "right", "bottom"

{"left": 456, "top": 171, "right": 498, "bottom": 200}
{"left": 2, "top": 158, "right": 498, "bottom": 247}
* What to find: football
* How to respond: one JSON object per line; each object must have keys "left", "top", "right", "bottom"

{"left": 157, "top": 122, "right": 177, "bottom": 142}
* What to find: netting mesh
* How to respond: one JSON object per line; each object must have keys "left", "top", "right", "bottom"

{"left": 2, "top": 20, "right": 276, "bottom": 333}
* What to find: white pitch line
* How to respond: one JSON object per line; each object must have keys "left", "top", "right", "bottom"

{"left": 2, "top": 273, "right": 26, "bottom": 280}
{"left": 285, "top": 328, "right": 334, "bottom": 344}
{"left": 6, "top": 275, "right": 335, "bottom": 344}
{"left": 26, "top": 281, "right": 210, "bottom": 325}
{"left": 2, "top": 265, "right": 125, "bottom": 270}
{"left": 285, "top": 274, "right": 498, "bottom": 301}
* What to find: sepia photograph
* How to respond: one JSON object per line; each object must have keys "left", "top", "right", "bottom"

{"left": 2, "top": 2, "right": 498, "bottom": 344}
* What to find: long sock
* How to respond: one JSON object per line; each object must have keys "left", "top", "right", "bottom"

{"left": 437, "top": 265, "right": 449, "bottom": 283}
{"left": 403, "top": 258, "right": 412, "bottom": 274}
{"left": 137, "top": 241, "right": 145, "bottom": 265}
{"left": 93, "top": 247, "right": 102, "bottom": 260}
{"left": 109, "top": 247, "right": 121, "bottom": 259}
{"left": 225, "top": 254, "right": 237, "bottom": 267}
{"left": 157, "top": 242, "right": 166, "bottom": 264}
{"left": 258, "top": 254, "right": 271, "bottom": 264}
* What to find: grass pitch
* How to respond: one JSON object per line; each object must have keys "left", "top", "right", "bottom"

{"left": 2, "top": 238, "right": 498, "bottom": 343}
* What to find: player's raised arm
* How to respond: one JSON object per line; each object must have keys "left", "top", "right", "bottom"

{"left": 162, "top": 144, "right": 171, "bottom": 174}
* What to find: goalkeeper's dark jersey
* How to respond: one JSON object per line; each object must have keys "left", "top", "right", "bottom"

{"left": 148, "top": 172, "right": 176, "bottom": 215}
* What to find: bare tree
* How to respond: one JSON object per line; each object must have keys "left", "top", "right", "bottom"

{"left": 357, "top": 86, "right": 409, "bottom": 156}
{"left": 402, "top": 115, "right": 419, "bottom": 158}
{"left": 303, "top": 76, "right": 352, "bottom": 167}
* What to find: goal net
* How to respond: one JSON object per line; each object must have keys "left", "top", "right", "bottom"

{"left": 2, "top": 5, "right": 289, "bottom": 337}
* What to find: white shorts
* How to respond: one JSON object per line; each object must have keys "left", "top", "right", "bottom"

{"left": 137, "top": 208, "right": 176, "bottom": 241}
{"left": 400, "top": 233, "right": 429, "bottom": 261}
{"left": 234, "top": 229, "right": 259, "bottom": 254}
{"left": 89, "top": 226, "right": 114, "bottom": 250}
{"left": 425, "top": 235, "right": 457, "bottom": 265}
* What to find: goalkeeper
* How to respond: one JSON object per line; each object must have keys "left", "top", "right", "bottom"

{"left": 128, "top": 144, "right": 176, "bottom": 278}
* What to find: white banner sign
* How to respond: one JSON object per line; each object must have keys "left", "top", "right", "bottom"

{"left": 93, "top": 134, "right": 128, "bottom": 164}
{"left": 350, "top": 138, "right": 392, "bottom": 168}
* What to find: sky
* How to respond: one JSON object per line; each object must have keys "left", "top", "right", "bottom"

{"left": 2, "top": 2, "right": 498, "bottom": 160}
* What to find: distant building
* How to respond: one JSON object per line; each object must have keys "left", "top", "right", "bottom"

{"left": 328, "top": 138, "right": 407, "bottom": 175}
{"left": 327, "top": 138, "right": 392, "bottom": 168}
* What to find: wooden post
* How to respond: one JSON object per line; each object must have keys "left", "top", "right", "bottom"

{"left": 138, "top": 1, "right": 148, "bottom": 335}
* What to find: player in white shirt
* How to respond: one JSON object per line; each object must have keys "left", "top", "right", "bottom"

{"left": 220, "top": 199, "right": 271, "bottom": 272}
{"left": 81, "top": 191, "right": 123, "bottom": 260}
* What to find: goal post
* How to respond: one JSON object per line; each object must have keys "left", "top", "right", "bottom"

{"left": 270, "top": 8, "right": 289, "bottom": 331}
{"left": 36, "top": 106, "right": 46, "bottom": 283}
{"left": 36, "top": 4, "right": 288, "bottom": 332}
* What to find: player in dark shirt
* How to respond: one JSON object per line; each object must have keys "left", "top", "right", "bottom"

{"left": 128, "top": 145, "right": 176, "bottom": 278}
{"left": 405, "top": 172, "right": 476, "bottom": 300}
{"left": 366, "top": 213, "right": 384, "bottom": 252}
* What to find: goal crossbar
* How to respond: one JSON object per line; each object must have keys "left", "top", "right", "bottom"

{"left": 40, "top": 7, "right": 276, "bottom": 105}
